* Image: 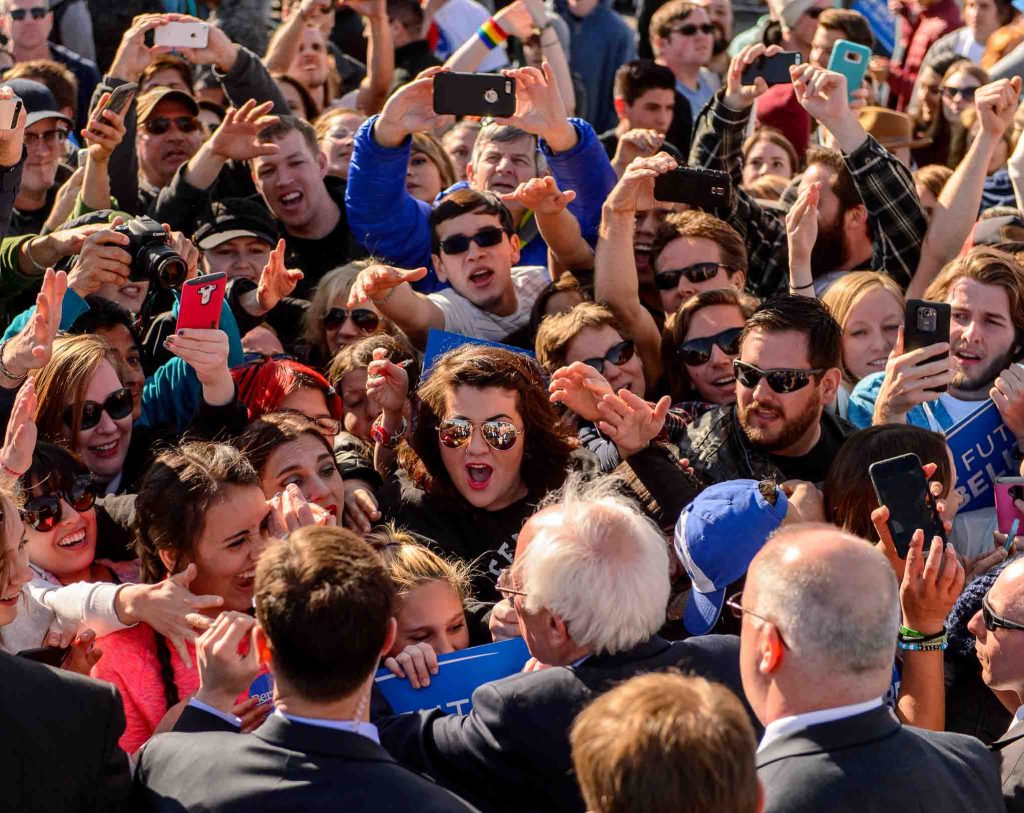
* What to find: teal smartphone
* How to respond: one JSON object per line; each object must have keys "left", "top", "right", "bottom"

{"left": 828, "top": 39, "right": 872, "bottom": 102}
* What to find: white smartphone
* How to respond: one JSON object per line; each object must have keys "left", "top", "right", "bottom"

{"left": 154, "top": 21, "right": 210, "bottom": 49}
{"left": 0, "top": 97, "right": 22, "bottom": 130}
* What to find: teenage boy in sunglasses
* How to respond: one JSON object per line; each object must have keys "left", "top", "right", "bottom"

{"left": 649, "top": 0, "right": 718, "bottom": 124}
{"left": 348, "top": 189, "right": 550, "bottom": 348}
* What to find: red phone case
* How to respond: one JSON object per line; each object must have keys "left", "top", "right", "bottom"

{"left": 995, "top": 477, "right": 1024, "bottom": 534}
{"left": 176, "top": 272, "right": 227, "bottom": 332}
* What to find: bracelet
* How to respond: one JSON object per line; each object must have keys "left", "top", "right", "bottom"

{"left": 897, "top": 639, "right": 948, "bottom": 652}
{"left": 370, "top": 414, "right": 407, "bottom": 449}
{"left": 0, "top": 340, "right": 25, "bottom": 383}
{"left": 0, "top": 458, "right": 25, "bottom": 478}
{"left": 477, "top": 17, "right": 509, "bottom": 50}
{"left": 370, "top": 287, "right": 395, "bottom": 306}
{"left": 24, "top": 238, "right": 47, "bottom": 274}
{"left": 790, "top": 280, "right": 815, "bottom": 291}
{"left": 899, "top": 624, "right": 945, "bottom": 640}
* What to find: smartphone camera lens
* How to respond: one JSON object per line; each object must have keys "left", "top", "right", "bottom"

{"left": 845, "top": 51, "right": 862, "bottom": 64}
{"left": 917, "top": 308, "right": 937, "bottom": 332}
{"left": 484, "top": 89, "right": 498, "bottom": 104}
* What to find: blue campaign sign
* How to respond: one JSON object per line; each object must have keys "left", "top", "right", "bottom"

{"left": 851, "top": 0, "right": 896, "bottom": 54}
{"left": 374, "top": 637, "right": 531, "bottom": 716}
{"left": 248, "top": 672, "right": 274, "bottom": 707}
{"left": 422, "top": 329, "right": 534, "bottom": 377}
{"left": 946, "top": 399, "right": 1017, "bottom": 513}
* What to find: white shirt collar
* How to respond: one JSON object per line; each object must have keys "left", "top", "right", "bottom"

{"left": 1009, "top": 704, "right": 1024, "bottom": 733}
{"left": 758, "top": 697, "right": 885, "bottom": 753}
{"left": 274, "top": 709, "right": 380, "bottom": 744}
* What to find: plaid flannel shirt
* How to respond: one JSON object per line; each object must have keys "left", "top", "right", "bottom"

{"left": 688, "top": 90, "right": 928, "bottom": 298}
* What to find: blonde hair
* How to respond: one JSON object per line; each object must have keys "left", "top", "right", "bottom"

{"left": 312, "top": 106, "right": 365, "bottom": 141}
{"left": 367, "top": 523, "right": 473, "bottom": 605}
{"left": 411, "top": 132, "right": 456, "bottom": 191}
{"left": 913, "top": 164, "right": 953, "bottom": 200}
{"left": 534, "top": 302, "right": 630, "bottom": 373}
{"left": 821, "top": 272, "right": 904, "bottom": 385}
{"left": 302, "top": 261, "right": 390, "bottom": 355}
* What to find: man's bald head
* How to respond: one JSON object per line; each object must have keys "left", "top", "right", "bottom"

{"left": 970, "top": 556, "right": 1024, "bottom": 694}
{"left": 990, "top": 558, "right": 1024, "bottom": 617}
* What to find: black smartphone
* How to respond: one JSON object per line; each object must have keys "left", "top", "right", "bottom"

{"left": 653, "top": 166, "right": 731, "bottom": 210}
{"left": 741, "top": 51, "right": 801, "bottom": 87}
{"left": 433, "top": 72, "right": 516, "bottom": 118}
{"left": 17, "top": 645, "right": 70, "bottom": 667}
{"left": 904, "top": 299, "right": 951, "bottom": 393}
{"left": 869, "top": 452, "right": 947, "bottom": 558}
{"left": 100, "top": 82, "right": 138, "bottom": 117}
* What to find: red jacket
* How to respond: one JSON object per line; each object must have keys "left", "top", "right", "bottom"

{"left": 889, "top": 0, "right": 963, "bottom": 110}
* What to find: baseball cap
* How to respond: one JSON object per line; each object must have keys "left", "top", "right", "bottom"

{"left": 3, "top": 78, "right": 72, "bottom": 129}
{"left": 674, "top": 480, "right": 789, "bottom": 636}
{"left": 780, "top": 0, "right": 817, "bottom": 29}
{"left": 964, "top": 213, "right": 1024, "bottom": 250}
{"left": 193, "top": 198, "right": 278, "bottom": 251}
{"left": 136, "top": 86, "right": 200, "bottom": 124}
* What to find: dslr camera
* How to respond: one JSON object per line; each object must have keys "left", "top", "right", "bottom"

{"left": 112, "top": 216, "right": 187, "bottom": 289}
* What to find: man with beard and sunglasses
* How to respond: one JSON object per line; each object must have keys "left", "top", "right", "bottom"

{"left": 690, "top": 53, "right": 928, "bottom": 299}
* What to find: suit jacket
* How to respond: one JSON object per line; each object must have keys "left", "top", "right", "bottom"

{"left": 377, "top": 634, "right": 748, "bottom": 813}
{"left": 991, "top": 724, "right": 1024, "bottom": 811}
{"left": 0, "top": 650, "right": 130, "bottom": 812}
{"left": 133, "top": 711, "right": 480, "bottom": 812}
{"left": 757, "top": 705, "right": 1004, "bottom": 812}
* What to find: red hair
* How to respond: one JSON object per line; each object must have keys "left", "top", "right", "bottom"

{"left": 230, "top": 358, "right": 342, "bottom": 422}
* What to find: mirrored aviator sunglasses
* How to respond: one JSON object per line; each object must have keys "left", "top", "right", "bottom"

{"left": 23, "top": 475, "right": 98, "bottom": 532}
{"left": 677, "top": 327, "right": 742, "bottom": 366}
{"left": 323, "top": 307, "right": 381, "bottom": 333}
{"left": 653, "top": 262, "right": 723, "bottom": 291}
{"left": 437, "top": 418, "right": 521, "bottom": 451}
{"left": 732, "top": 360, "right": 825, "bottom": 394}
{"left": 63, "top": 388, "right": 134, "bottom": 431}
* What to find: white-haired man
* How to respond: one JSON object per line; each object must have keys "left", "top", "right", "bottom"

{"left": 743, "top": 525, "right": 1002, "bottom": 812}
{"left": 376, "top": 478, "right": 748, "bottom": 813}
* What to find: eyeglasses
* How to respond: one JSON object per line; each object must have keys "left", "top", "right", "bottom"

{"left": 437, "top": 418, "right": 522, "bottom": 451}
{"left": 725, "top": 591, "right": 789, "bottom": 648}
{"left": 582, "top": 339, "right": 635, "bottom": 376}
{"left": 677, "top": 327, "right": 742, "bottom": 366}
{"left": 323, "top": 307, "right": 381, "bottom": 333}
{"left": 143, "top": 116, "right": 202, "bottom": 136}
{"left": 241, "top": 352, "right": 297, "bottom": 365}
{"left": 981, "top": 593, "right": 1024, "bottom": 633}
{"left": 670, "top": 22, "right": 714, "bottom": 36}
{"left": 942, "top": 86, "right": 977, "bottom": 102}
{"left": 63, "top": 388, "right": 134, "bottom": 431}
{"left": 278, "top": 409, "right": 342, "bottom": 438}
{"left": 496, "top": 567, "right": 527, "bottom": 615}
{"left": 8, "top": 7, "right": 48, "bottom": 20}
{"left": 653, "top": 262, "right": 729, "bottom": 291}
{"left": 22, "top": 475, "right": 97, "bottom": 532}
{"left": 24, "top": 128, "right": 67, "bottom": 149}
{"left": 438, "top": 226, "right": 507, "bottom": 256}
{"left": 733, "top": 360, "right": 825, "bottom": 394}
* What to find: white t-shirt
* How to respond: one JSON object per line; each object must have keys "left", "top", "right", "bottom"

{"left": 433, "top": 0, "right": 510, "bottom": 74}
{"left": 428, "top": 265, "right": 550, "bottom": 341}
{"left": 937, "top": 393, "right": 988, "bottom": 426}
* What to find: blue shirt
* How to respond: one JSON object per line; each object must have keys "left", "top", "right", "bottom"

{"left": 676, "top": 68, "right": 719, "bottom": 123}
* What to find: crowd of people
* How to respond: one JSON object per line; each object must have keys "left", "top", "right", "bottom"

{"left": 7, "top": 0, "right": 1024, "bottom": 809}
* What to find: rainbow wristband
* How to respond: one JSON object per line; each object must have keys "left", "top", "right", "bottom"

{"left": 477, "top": 18, "right": 509, "bottom": 50}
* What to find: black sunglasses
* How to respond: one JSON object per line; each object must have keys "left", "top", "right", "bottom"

{"left": 733, "top": 360, "right": 825, "bottom": 394}
{"left": 63, "top": 388, "right": 133, "bottom": 431}
{"left": 438, "top": 418, "right": 521, "bottom": 451}
{"left": 438, "top": 226, "right": 507, "bottom": 256}
{"left": 942, "top": 86, "right": 977, "bottom": 102}
{"left": 22, "top": 475, "right": 97, "bottom": 532}
{"left": 654, "top": 262, "right": 729, "bottom": 291}
{"left": 982, "top": 594, "right": 1024, "bottom": 633}
{"left": 677, "top": 327, "right": 742, "bottom": 366}
{"left": 9, "top": 7, "right": 48, "bottom": 19}
{"left": 671, "top": 22, "right": 714, "bottom": 35}
{"left": 582, "top": 339, "right": 636, "bottom": 376}
{"left": 323, "top": 307, "right": 381, "bottom": 333}
{"left": 143, "top": 116, "right": 201, "bottom": 136}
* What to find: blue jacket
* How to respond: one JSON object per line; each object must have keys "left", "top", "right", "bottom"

{"left": 345, "top": 116, "right": 616, "bottom": 292}
{"left": 4, "top": 289, "right": 243, "bottom": 433}
{"left": 848, "top": 371, "right": 958, "bottom": 432}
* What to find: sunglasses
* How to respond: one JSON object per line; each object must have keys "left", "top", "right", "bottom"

{"left": 323, "top": 307, "right": 381, "bottom": 333}
{"left": 437, "top": 418, "right": 522, "bottom": 451}
{"left": 582, "top": 339, "right": 635, "bottom": 376}
{"left": 24, "top": 128, "right": 67, "bottom": 149}
{"left": 438, "top": 226, "right": 507, "bottom": 256}
{"left": 733, "top": 360, "right": 825, "bottom": 394}
{"left": 982, "top": 594, "right": 1024, "bottom": 633}
{"left": 9, "top": 7, "right": 48, "bottom": 19}
{"left": 670, "top": 22, "right": 714, "bottom": 35}
{"left": 143, "top": 116, "right": 201, "bottom": 136}
{"left": 677, "top": 327, "right": 742, "bottom": 366}
{"left": 63, "top": 388, "right": 133, "bottom": 431}
{"left": 22, "top": 475, "right": 97, "bottom": 532}
{"left": 654, "top": 262, "right": 728, "bottom": 291}
{"left": 942, "top": 86, "right": 977, "bottom": 102}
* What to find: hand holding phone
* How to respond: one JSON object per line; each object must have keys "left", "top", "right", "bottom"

{"left": 99, "top": 83, "right": 137, "bottom": 118}
{"left": 869, "top": 452, "right": 947, "bottom": 558}
{"left": 653, "top": 166, "right": 731, "bottom": 209}
{"left": 741, "top": 51, "right": 801, "bottom": 87}
{"left": 904, "top": 300, "right": 951, "bottom": 394}
{"left": 433, "top": 72, "right": 516, "bottom": 118}
{"left": 176, "top": 272, "right": 226, "bottom": 332}
{"left": 995, "top": 476, "right": 1024, "bottom": 534}
{"left": 154, "top": 20, "right": 210, "bottom": 49}
{"left": 828, "top": 40, "right": 872, "bottom": 102}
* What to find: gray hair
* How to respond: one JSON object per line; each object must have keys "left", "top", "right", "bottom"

{"left": 515, "top": 475, "right": 670, "bottom": 655}
{"left": 752, "top": 525, "right": 900, "bottom": 677}
{"left": 471, "top": 123, "right": 546, "bottom": 174}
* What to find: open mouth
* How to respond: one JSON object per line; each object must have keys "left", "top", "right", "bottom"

{"left": 488, "top": 181, "right": 515, "bottom": 194}
{"left": 57, "top": 527, "right": 88, "bottom": 550}
{"left": 866, "top": 357, "right": 888, "bottom": 370}
{"left": 466, "top": 464, "right": 493, "bottom": 491}
{"left": 88, "top": 438, "right": 120, "bottom": 459}
{"left": 0, "top": 590, "right": 20, "bottom": 606}
{"left": 954, "top": 349, "right": 982, "bottom": 365}
{"left": 163, "top": 149, "right": 189, "bottom": 164}
{"left": 278, "top": 190, "right": 303, "bottom": 211}
{"left": 120, "top": 284, "right": 141, "bottom": 297}
{"left": 468, "top": 268, "right": 494, "bottom": 287}
{"left": 711, "top": 375, "right": 735, "bottom": 391}
{"left": 235, "top": 569, "right": 256, "bottom": 591}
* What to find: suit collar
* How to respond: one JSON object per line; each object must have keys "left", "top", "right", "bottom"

{"left": 575, "top": 636, "right": 672, "bottom": 670}
{"left": 756, "top": 704, "right": 900, "bottom": 769}
{"left": 254, "top": 713, "right": 395, "bottom": 762}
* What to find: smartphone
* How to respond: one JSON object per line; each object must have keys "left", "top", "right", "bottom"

{"left": 100, "top": 82, "right": 137, "bottom": 117}
{"left": 828, "top": 40, "right": 872, "bottom": 101}
{"left": 153, "top": 21, "right": 210, "bottom": 49}
{"left": 176, "top": 272, "right": 226, "bottom": 332}
{"left": 17, "top": 645, "right": 70, "bottom": 667}
{"left": 741, "top": 51, "right": 801, "bottom": 87}
{"left": 433, "top": 72, "right": 516, "bottom": 118}
{"left": 995, "top": 476, "right": 1024, "bottom": 534}
{"left": 904, "top": 299, "right": 951, "bottom": 393}
{"left": 0, "top": 96, "right": 23, "bottom": 130}
{"left": 76, "top": 147, "right": 88, "bottom": 169}
{"left": 869, "top": 452, "right": 947, "bottom": 558}
{"left": 653, "top": 166, "right": 731, "bottom": 210}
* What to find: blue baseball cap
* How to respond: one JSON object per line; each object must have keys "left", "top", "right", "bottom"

{"left": 674, "top": 480, "right": 789, "bottom": 636}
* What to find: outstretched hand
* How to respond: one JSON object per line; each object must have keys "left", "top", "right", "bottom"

{"left": 549, "top": 362, "right": 614, "bottom": 421}
{"left": 500, "top": 176, "right": 576, "bottom": 215}
{"left": 1, "top": 269, "right": 68, "bottom": 383}
{"left": 255, "top": 239, "right": 303, "bottom": 312}
{"left": 209, "top": 100, "right": 281, "bottom": 162}
{"left": 0, "top": 377, "right": 37, "bottom": 478}
{"left": 348, "top": 264, "right": 427, "bottom": 308}
{"left": 595, "top": 390, "right": 670, "bottom": 458}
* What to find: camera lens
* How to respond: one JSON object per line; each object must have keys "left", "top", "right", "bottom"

{"left": 139, "top": 243, "right": 187, "bottom": 288}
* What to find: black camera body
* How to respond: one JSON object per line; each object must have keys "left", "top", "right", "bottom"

{"left": 112, "top": 216, "right": 187, "bottom": 289}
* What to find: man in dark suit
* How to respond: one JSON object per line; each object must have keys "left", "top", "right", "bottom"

{"left": 741, "top": 524, "right": 1003, "bottom": 813}
{"left": 133, "top": 526, "right": 478, "bottom": 812}
{"left": 968, "top": 557, "right": 1024, "bottom": 811}
{"left": 376, "top": 478, "right": 751, "bottom": 813}
{"left": 1, "top": 650, "right": 131, "bottom": 811}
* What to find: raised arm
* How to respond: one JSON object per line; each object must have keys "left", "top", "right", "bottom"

{"left": 78, "top": 92, "right": 128, "bottom": 213}
{"left": 347, "top": 263, "right": 444, "bottom": 348}
{"left": 444, "top": 1, "right": 535, "bottom": 73}
{"left": 501, "top": 176, "right": 592, "bottom": 271}
{"left": 352, "top": 0, "right": 394, "bottom": 115}
{"left": 264, "top": 0, "right": 326, "bottom": 74}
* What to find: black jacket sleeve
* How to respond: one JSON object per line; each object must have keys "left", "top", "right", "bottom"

{"left": 96, "top": 682, "right": 132, "bottom": 812}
